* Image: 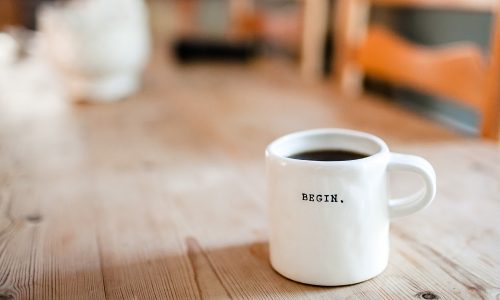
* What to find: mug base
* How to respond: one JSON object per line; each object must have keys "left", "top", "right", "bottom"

{"left": 270, "top": 261, "right": 388, "bottom": 286}
{"left": 67, "top": 73, "right": 141, "bottom": 102}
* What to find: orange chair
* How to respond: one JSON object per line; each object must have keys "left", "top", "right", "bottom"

{"left": 334, "top": 0, "right": 500, "bottom": 139}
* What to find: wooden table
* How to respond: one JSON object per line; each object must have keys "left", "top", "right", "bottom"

{"left": 1, "top": 48, "right": 499, "bottom": 299}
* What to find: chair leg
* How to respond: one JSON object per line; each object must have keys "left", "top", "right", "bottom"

{"left": 480, "top": 4, "right": 500, "bottom": 140}
{"left": 480, "top": 99, "right": 500, "bottom": 140}
{"left": 334, "top": 0, "right": 369, "bottom": 97}
{"left": 301, "top": 0, "right": 330, "bottom": 81}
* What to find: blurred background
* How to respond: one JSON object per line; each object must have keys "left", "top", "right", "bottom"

{"left": 0, "top": 0, "right": 498, "bottom": 138}
{"left": 2, "top": 2, "right": 500, "bottom": 298}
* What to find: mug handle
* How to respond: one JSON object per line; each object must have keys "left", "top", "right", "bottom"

{"left": 388, "top": 152, "right": 436, "bottom": 218}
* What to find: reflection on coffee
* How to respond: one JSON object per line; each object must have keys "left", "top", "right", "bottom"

{"left": 289, "top": 150, "right": 368, "bottom": 161}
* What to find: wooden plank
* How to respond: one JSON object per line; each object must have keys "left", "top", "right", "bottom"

{"left": 91, "top": 172, "right": 200, "bottom": 300}
{"left": 0, "top": 38, "right": 499, "bottom": 299}
{"left": 159, "top": 65, "right": 500, "bottom": 299}
{"left": 0, "top": 166, "right": 107, "bottom": 300}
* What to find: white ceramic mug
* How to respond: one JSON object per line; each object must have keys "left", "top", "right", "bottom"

{"left": 266, "top": 128, "right": 436, "bottom": 286}
{"left": 38, "top": 0, "right": 150, "bottom": 102}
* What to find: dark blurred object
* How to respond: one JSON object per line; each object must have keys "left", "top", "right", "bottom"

{"left": 171, "top": 0, "right": 303, "bottom": 63}
{"left": 322, "top": 0, "right": 335, "bottom": 76}
{"left": 22, "top": 0, "right": 57, "bottom": 30}
{"left": 173, "top": 38, "right": 258, "bottom": 63}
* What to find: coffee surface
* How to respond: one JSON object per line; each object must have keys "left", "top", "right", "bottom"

{"left": 288, "top": 149, "right": 368, "bottom": 161}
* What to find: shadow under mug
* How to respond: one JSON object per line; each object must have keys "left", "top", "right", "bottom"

{"left": 266, "top": 128, "right": 436, "bottom": 286}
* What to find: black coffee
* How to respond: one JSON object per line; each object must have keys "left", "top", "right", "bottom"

{"left": 288, "top": 149, "right": 368, "bottom": 161}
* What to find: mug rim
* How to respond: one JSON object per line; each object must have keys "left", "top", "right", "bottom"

{"left": 266, "top": 128, "right": 389, "bottom": 165}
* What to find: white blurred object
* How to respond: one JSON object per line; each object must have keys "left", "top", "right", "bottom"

{"left": 0, "top": 33, "right": 19, "bottom": 66}
{"left": 38, "top": 0, "right": 151, "bottom": 102}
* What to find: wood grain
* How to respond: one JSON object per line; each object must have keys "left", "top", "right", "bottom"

{"left": 0, "top": 41, "right": 499, "bottom": 299}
